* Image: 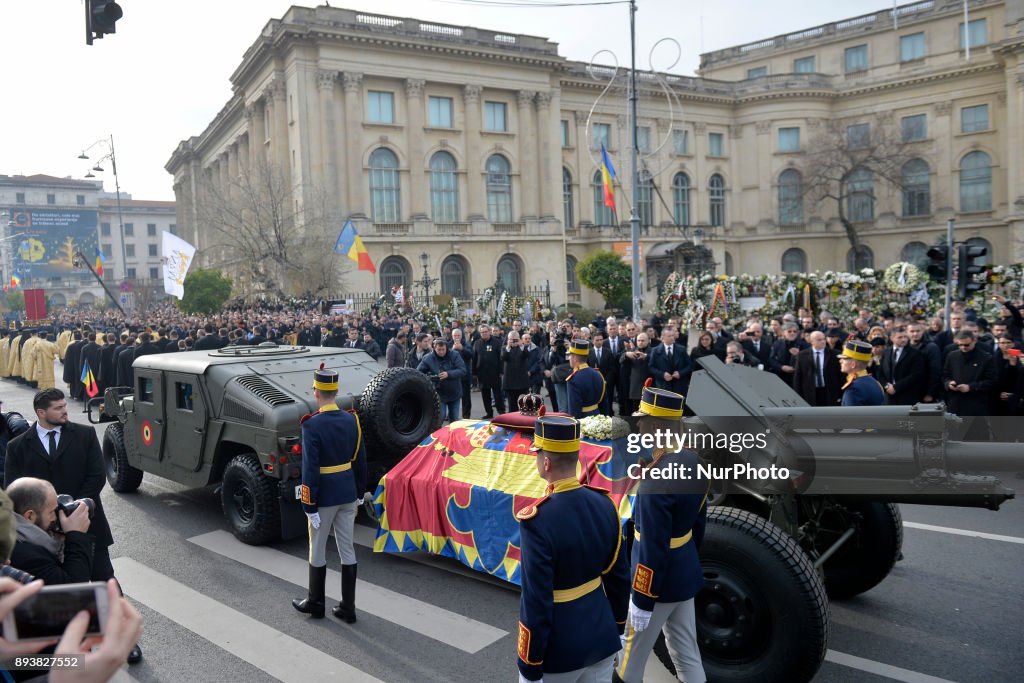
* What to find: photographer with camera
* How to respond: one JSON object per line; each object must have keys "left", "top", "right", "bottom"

{"left": 6, "top": 478, "right": 93, "bottom": 586}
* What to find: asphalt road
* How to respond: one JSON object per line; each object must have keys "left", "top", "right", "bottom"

{"left": 1, "top": 373, "right": 1022, "bottom": 682}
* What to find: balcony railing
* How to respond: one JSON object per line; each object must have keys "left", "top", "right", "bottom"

{"left": 372, "top": 222, "right": 412, "bottom": 235}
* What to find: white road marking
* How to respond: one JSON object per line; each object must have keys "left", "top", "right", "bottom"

{"left": 188, "top": 530, "right": 507, "bottom": 654}
{"left": 826, "top": 649, "right": 958, "bottom": 683}
{"left": 111, "top": 557, "right": 383, "bottom": 683}
{"left": 903, "top": 521, "right": 1024, "bottom": 545}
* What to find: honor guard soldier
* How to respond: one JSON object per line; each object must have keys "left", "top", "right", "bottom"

{"left": 839, "top": 339, "right": 885, "bottom": 407}
{"left": 565, "top": 339, "right": 605, "bottom": 419}
{"left": 292, "top": 366, "right": 367, "bottom": 622}
{"left": 616, "top": 387, "right": 708, "bottom": 683}
{"left": 517, "top": 415, "right": 629, "bottom": 683}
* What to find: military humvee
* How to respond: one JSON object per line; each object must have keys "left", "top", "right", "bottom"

{"left": 88, "top": 344, "right": 439, "bottom": 544}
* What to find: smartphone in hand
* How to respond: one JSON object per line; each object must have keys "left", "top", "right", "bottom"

{"left": 2, "top": 581, "right": 109, "bottom": 642}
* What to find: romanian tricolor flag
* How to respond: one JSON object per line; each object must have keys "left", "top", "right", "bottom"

{"left": 94, "top": 247, "right": 107, "bottom": 277}
{"left": 334, "top": 220, "right": 376, "bottom": 274}
{"left": 80, "top": 359, "right": 99, "bottom": 398}
{"left": 372, "top": 420, "right": 641, "bottom": 585}
{"left": 600, "top": 144, "right": 617, "bottom": 211}
{"left": 9, "top": 272, "right": 21, "bottom": 289}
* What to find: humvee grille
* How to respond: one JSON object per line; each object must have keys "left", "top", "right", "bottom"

{"left": 223, "top": 397, "right": 264, "bottom": 424}
{"left": 235, "top": 375, "right": 295, "bottom": 407}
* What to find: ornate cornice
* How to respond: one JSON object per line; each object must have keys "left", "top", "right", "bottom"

{"left": 317, "top": 69, "right": 337, "bottom": 91}
{"left": 535, "top": 91, "right": 551, "bottom": 109}
{"left": 267, "top": 77, "right": 286, "bottom": 102}
{"left": 517, "top": 90, "right": 536, "bottom": 107}
{"left": 342, "top": 72, "right": 363, "bottom": 94}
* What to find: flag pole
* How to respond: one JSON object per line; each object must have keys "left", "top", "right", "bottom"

{"left": 628, "top": 0, "right": 642, "bottom": 323}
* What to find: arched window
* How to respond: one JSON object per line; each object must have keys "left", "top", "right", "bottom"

{"left": 724, "top": 252, "right": 734, "bottom": 276}
{"left": 379, "top": 255, "right": 411, "bottom": 292}
{"left": 847, "top": 245, "right": 874, "bottom": 271}
{"left": 566, "top": 255, "right": 580, "bottom": 293}
{"left": 486, "top": 154, "right": 512, "bottom": 223}
{"left": 846, "top": 167, "right": 874, "bottom": 222}
{"left": 593, "top": 171, "right": 615, "bottom": 226}
{"left": 781, "top": 248, "right": 806, "bottom": 274}
{"left": 900, "top": 241, "right": 928, "bottom": 267}
{"left": 965, "top": 237, "right": 993, "bottom": 265}
{"left": 708, "top": 174, "right": 725, "bottom": 227}
{"left": 960, "top": 151, "right": 992, "bottom": 212}
{"left": 562, "top": 167, "right": 574, "bottom": 229}
{"left": 369, "top": 148, "right": 401, "bottom": 223}
{"left": 440, "top": 254, "right": 470, "bottom": 298}
{"left": 497, "top": 253, "right": 523, "bottom": 294}
{"left": 637, "top": 171, "right": 654, "bottom": 228}
{"left": 901, "top": 159, "right": 930, "bottom": 217}
{"left": 429, "top": 152, "right": 459, "bottom": 222}
{"left": 672, "top": 172, "right": 690, "bottom": 226}
{"left": 778, "top": 169, "right": 803, "bottom": 225}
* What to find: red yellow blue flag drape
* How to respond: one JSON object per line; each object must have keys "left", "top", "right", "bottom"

{"left": 9, "top": 271, "right": 21, "bottom": 289}
{"left": 80, "top": 359, "right": 99, "bottom": 398}
{"left": 600, "top": 144, "right": 617, "bottom": 211}
{"left": 94, "top": 247, "right": 107, "bottom": 277}
{"left": 334, "top": 219, "right": 376, "bottom": 274}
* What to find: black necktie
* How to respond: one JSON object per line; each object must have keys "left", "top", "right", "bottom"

{"left": 667, "top": 346, "right": 672, "bottom": 360}
{"left": 596, "top": 349, "right": 601, "bottom": 362}
{"left": 48, "top": 430, "right": 57, "bottom": 456}
{"left": 815, "top": 351, "right": 823, "bottom": 387}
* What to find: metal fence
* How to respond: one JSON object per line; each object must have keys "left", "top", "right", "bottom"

{"left": 326, "top": 284, "right": 552, "bottom": 317}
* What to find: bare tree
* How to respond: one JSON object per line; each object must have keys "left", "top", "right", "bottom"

{"left": 195, "top": 160, "right": 348, "bottom": 299}
{"left": 800, "top": 116, "right": 925, "bottom": 252}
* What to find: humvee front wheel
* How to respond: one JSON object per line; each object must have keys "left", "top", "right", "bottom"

{"left": 103, "top": 423, "right": 143, "bottom": 493}
{"left": 221, "top": 454, "right": 281, "bottom": 545}
{"left": 695, "top": 507, "right": 829, "bottom": 683}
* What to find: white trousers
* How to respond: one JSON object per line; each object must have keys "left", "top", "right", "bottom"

{"left": 308, "top": 500, "right": 359, "bottom": 566}
{"left": 543, "top": 654, "right": 615, "bottom": 683}
{"left": 616, "top": 599, "right": 705, "bottom": 683}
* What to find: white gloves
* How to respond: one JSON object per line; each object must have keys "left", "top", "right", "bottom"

{"left": 628, "top": 600, "right": 652, "bottom": 632}
{"left": 306, "top": 511, "right": 321, "bottom": 529}
{"left": 518, "top": 674, "right": 542, "bottom": 683}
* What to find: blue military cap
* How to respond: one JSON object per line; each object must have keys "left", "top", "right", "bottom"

{"left": 313, "top": 367, "right": 339, "bottom": 391}
{"left": 633, "top": 386, "right": 685, "bottom": 419}
{"left": 568, "top": 338, "right": 590, "bottom": 357}
{"left": 841, "top": 339, "right": 873, "bottom": 362}
{"left": 530, "top": 415, "right": 581, "bottom": 453}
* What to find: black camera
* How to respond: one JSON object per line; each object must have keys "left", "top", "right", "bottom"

{"left": 0, "top": 565, "right": 37, "bottom": 585}
{"left": 56, "top": 494, "right": 95, "bottom": 521}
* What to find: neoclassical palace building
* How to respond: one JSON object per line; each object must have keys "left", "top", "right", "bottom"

{"left": 166, "top": 0, "right": 1024, "bottom": 311}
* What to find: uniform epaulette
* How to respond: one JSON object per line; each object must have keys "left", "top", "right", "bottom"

{"left": 299, "top": 412, "right": 317, "bottom": 425}
{"left": 582, "top": 483, "right": 613, "bottom": 498}
{"left": 516, "top": 494, "right": 551, "bottom": 520}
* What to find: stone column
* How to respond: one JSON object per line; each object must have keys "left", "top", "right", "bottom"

{"left": 574, "top": 111, "right": 590, "bottom": 222}
{"left": 518, "top": 90, "right": 537, "bottom": 220}
{"left": 405, "top": 78, "right": 427, "bottom": 219}
{"left": 267, "top": 77, "right": 289, "bottom": 178}
{"left": 535, "top": 91, "right": 556, "bottom": 220}
{"left": 247, "top": 100, "right": 266, "bottom": 170}
{"left": 342, "top": 72, "right": 365, "bottom": 218}
{"left": 1009, "top": 69, "right": 1024, "bottom": 262}
{"left": 932, "top": 101, "right": 953, "bottom": 212}
{"left": 463, "top": 84, "right": 484, "bottom": 220}
{"left": 317, "top": 69, "right": 340, "bottom": 215}
{"left": 755, "top": 121, "right": 772, "bottom": 223}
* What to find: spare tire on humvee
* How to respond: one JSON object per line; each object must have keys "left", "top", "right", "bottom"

{"left": 89, "top": 344, "right": 439, "bottom": 544}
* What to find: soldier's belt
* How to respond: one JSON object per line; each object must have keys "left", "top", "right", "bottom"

{"left": 633, "top": 529, "right": 693, "bottom": 549}
{"left": 582, "top": 404, "right": 599, "bottom": 412}
{"left": 319, "top": 463, "right": 352, "bottom": 474}
{"left": 552, "top": 577, "right": 601, "bottom": 603}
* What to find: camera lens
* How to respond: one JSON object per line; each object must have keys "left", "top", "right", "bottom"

{"left": 0, "top": 565, "right": 37, "bottom": 585}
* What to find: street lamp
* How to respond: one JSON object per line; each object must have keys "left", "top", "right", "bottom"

{"left": 77, "top": 135, "right": 127, "bottom": 282}
{"left": 418, "top": 252, "right": 439, "bottom": 305}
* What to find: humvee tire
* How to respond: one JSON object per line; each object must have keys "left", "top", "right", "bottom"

{"left": 816, "top": 501, "right": 903, "bottom": 600}
{"left": 222, "top": 453, "right": 281, "bottom": 545}
{"left": 358, "top": 368, "right": 441, "bottom": 468}
{"left": 695, "top": 507, "right": 829, "bottom": 683}
{"left": 102, "top": 423, "right": 143, "bottom": 493}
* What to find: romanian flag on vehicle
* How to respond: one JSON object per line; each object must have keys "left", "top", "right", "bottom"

{"left": 600, "top": 144, "right": 617, "bottom": 211}
{"left": 94, "top": 247, "right": 107, "bottom": 277}
{"left": 334, "top": 219, "right": 376, "bottom": 274}
{"left": 81, "top": 359, "right": 99, "bottom": 398}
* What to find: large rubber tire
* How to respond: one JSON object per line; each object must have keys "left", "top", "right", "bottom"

{"left": 102, "top": 423, "right": 143, "bottom": 493}
{"left": 696, "top": 507, "right": 830, "bottom": 683}
{"left": 221, "top": 453, "right": 281, "bottom": 545}
{"left": 812, "top": 501, "right": 904, "bottom": 600}
{"left": 358, "top": 367, "right": 441, "bottom": 470}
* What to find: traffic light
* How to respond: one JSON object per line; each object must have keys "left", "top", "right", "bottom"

{"left": 85, "top": 0, "right": 123, "bottom": 45}
{"left": 926, "top": 245, "right": 949, "bottom": 283}
{"left": 957, "top": 243, "right": 987, "bottom": 299}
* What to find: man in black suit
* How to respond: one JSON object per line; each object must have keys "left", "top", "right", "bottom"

{"left": 603, "top": 318, "right": 627, "bottom": 414}
{"left": 878, "top": 328, "right": 926, "bottom": 405}
{"left": 907, "top": 322, "right": 942, "bottom": 402}
{"left": 194, "top": 324, "right": 221, "bottom": 351}
{"left": 647, "top": 326, "right": 691, "bottom": 395}
{"left": 62, "top": 330, "right": 85, "bottom": 400}
{"left": 769, "top": 323, "right": 808, "bottom": 388}
{"left": 343, "top": 327, "right": 365, "bottom": 350}
{"left": 589, "top": 331, "right": 618, "bottom": 416}
{"left": 739, "top": 322, "right": 771, "bottom": 370}
{"left": 793, "top": 331, "right": 842, "bottom": 406}
{"left": 943, "top": 330, "right": 995, "bottom": 440}
{"left": 115, "top": 336, "right": 137, "bottom": 388}
{"left": 133, "top": 333, "right": 161, "bottom": 365}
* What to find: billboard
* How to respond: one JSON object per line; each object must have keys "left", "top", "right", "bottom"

{"left": 10, "top": 209, "right": 98, "bottom": 281}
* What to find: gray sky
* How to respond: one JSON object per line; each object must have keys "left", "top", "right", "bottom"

{"left": 2, "top": 0, "right": 896, "bottom": 200}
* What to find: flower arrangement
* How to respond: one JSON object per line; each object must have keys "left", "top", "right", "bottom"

{"left": 475, "top": 287, "right": 495, "bottom": 311}
{"left": 882, "top": 262, "right": 926, "bottom": 294}
{"left": 579, "top": 414, "right": 613, "bottom": 441}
